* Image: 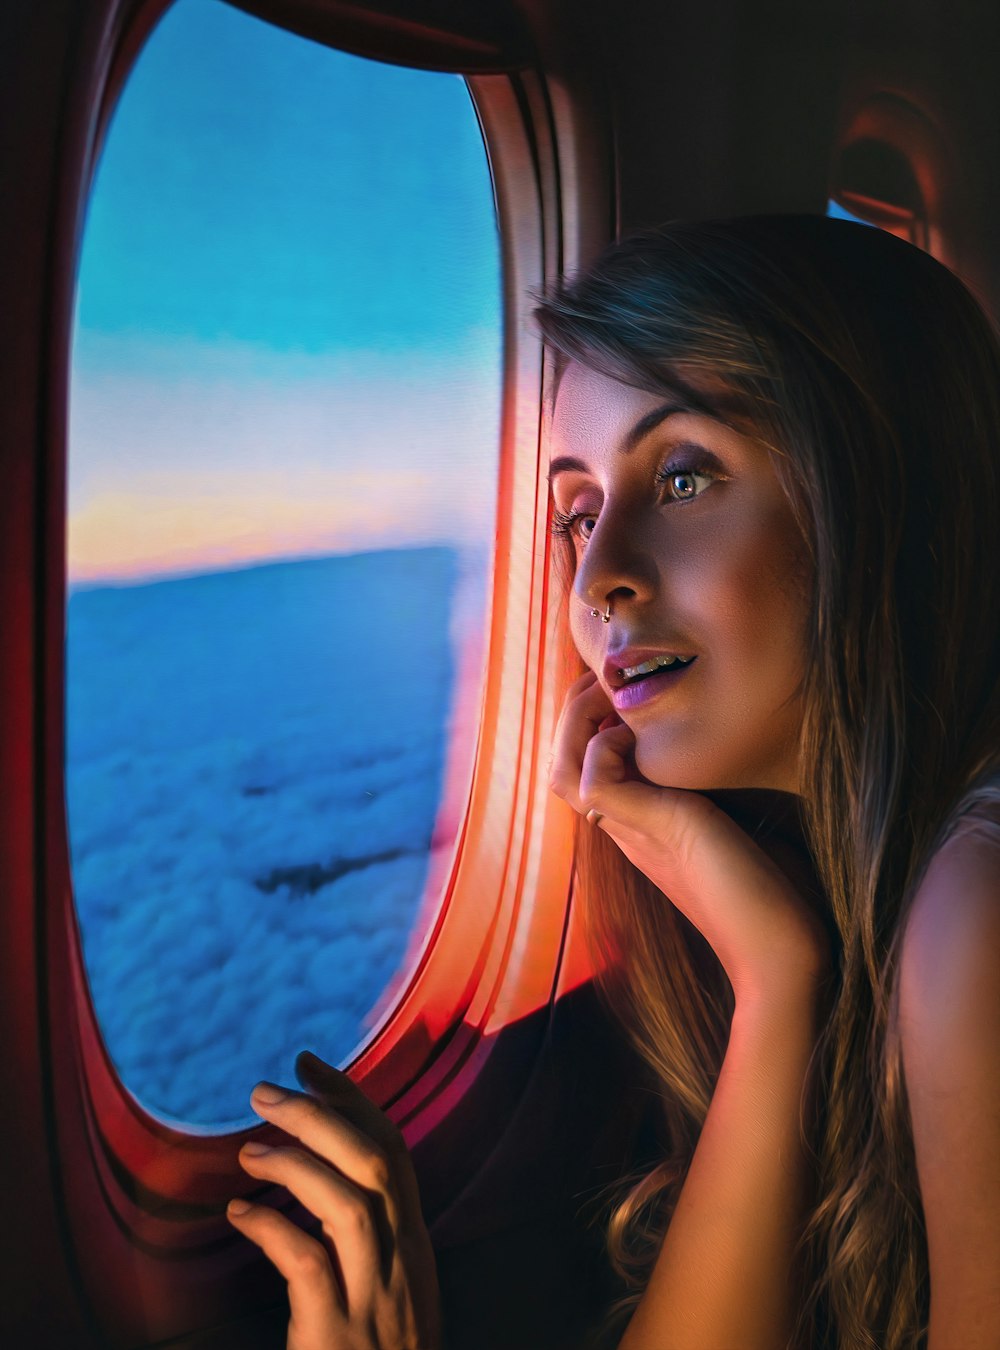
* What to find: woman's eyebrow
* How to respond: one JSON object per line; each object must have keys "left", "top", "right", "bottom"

{"left": 547, "top": 402, "right": 696, "bottom": 482}
{"left": 547, "top": 455, "right": 588, "bottom": 482}
{"left": 622, "top": 401, "right": 695, "bottom": 452}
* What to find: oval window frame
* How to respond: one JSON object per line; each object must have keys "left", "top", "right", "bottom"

{"left": 37, "top": 0, "right": 614, "bottom": 1343}
{"left": 829, "top": 85, "right": 965, "bottom": 267}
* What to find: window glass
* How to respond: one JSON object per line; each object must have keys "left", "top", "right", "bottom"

{"left": 827, "top": 191, "right": 924, "bottom": 247}
{"left": 67, "top": 0, "right": 500, "bottom": 1129}
{"left": 826, "top": 198, "right": 878, "bottom": 227}
{"left": 835, "top": 138, "right": 923, "bottom": 220}
{"left": 828, "top": 134, "right": 927, "bottom": 248}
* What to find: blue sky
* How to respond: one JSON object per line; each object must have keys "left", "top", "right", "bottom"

{"left": 70, "top": 0, "right": 501, "bottom": 581}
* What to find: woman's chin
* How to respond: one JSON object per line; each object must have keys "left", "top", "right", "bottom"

{"left": 631, "top": 735, "right": 801, "bottom": 797}
{"left": 631, "top": 738, "right": 708, "bottom": 790}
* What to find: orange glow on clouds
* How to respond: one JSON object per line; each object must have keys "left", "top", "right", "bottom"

{"left": 67, "top": 342, "right": 499, "bottom": 584}
{"left": 67, "top": 467, "right": 479, "bottom": 584}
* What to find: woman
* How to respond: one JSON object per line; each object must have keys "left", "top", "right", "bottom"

{"left": 225, "top": 216, "right": 1000, "bottom": 1349}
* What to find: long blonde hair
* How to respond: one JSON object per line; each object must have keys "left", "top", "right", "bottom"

{"left": 535, "top": 216, "right": 1000, "bottom": 1349}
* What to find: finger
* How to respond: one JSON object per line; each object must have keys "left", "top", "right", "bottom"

{"left": 546, "top": 670, "right": 598, "bottom": 775}
{"left": 553, "top": 673, "right": 609, "bottom": 752}
{"left": 577, "top": 724, "right": 720, "bottom": 859}
{"left": 295, "top": 1052, "right": 405, "bottom": 1162}
{"left": 565, "top": 668, "right": 600, "bottom": 695}
{"left": 581, "top": 746, "right": 705, "bottom": 840}
{"left": 226, "top": 1198, "right": 347, "bottom": 1340}
{"left": 578, "top": 722, "right": 661, "bottom": 837}
{"left": 579, "top": 722, "right": 637, "bottom": 797}
{"left": 295, "top": 1054, "right": 432, "bottom": 1272}
{"left": 549, "top": 677, "right": 616, "bottom": 810}
{"left": 238, "top": 1142, "right": 383, "bottom": 1298}
{"left": 250, "top": 1082, "right": 404, "bottom": 1232}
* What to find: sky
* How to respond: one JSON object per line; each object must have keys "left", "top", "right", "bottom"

{"left": 69, "top": 0, "right": 501, "bottom": 583}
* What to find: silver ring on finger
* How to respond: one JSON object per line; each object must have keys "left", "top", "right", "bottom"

{"left": 585, "top": 808, "right": 604, "bottom": 829}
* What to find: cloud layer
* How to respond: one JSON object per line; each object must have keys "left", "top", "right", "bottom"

{"left": 67, "top": 546, "right": 484, "bottom": 1129}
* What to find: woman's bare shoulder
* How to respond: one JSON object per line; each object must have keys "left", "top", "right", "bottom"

{"left": 903, "top": 768, "right": 1000, "bottom": 950}
{"left": 900, "top": 792, "right": 1000, "bottom": 1008}
{"left": 895, "top": 791, "right": 1000, "bottom": 1344}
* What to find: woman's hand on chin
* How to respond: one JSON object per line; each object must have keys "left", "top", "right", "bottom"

{"left": 549, "top": 670, "right": 830, "bottom": 1005}
{"left": 227, "top": 1051, "right": 441, "bottom": 1350}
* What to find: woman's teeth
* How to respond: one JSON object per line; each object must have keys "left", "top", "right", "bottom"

{"left": 619, "top": 655, "right": 690, "bottom": 682}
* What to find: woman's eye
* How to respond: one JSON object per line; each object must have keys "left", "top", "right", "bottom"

{"left": 550, "top": 461, "right": 718, "bottom": 543}
{"left": 550, "top": 507, "right": 597, "bottom": 545}
{"left": 657, "top": 464, "right": 716, "bottom": 502}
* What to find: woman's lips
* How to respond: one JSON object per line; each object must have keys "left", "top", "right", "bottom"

{"left": 610, "top": 657, "right": 697, "bottom": 710}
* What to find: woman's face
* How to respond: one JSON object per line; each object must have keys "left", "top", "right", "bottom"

{"left": 549, "top": 361, "right": 811, "bottom": 794}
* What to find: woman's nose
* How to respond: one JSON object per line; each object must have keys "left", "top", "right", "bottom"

{"left": 571, "top": 503, "right": 658, "bottom": 614}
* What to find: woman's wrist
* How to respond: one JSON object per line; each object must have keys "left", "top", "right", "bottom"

{"left": 730, "top": 946, "right": 832, "bottom": 1027}
{"left": 724, "top": 908, "right": 833, "bottom": 1013}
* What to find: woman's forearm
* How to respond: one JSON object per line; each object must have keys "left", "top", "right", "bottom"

{"left": 618, "top": 984, "right": 823, "bottom": 1350}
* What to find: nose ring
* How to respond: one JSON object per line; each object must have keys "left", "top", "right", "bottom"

{"left": 590, "top": 602, "right": 612, "bottom": 623}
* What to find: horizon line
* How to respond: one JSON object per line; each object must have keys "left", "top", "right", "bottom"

{"left": 67, "top": 539, "right": 486, "bottom": 594}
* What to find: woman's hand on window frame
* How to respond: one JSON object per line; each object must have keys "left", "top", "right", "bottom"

{"left": 227, "top": 1051, "right": 441, "bottom": 1350}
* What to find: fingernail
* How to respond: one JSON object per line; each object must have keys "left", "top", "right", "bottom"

{"left": 241, "top": 1141, "right": 272, "bottom": 1156}
{"left": 251, "top": 1081, "right": 288, "bottom": 1105}
{"left": 228, "top": 1199, "right": 252, "bottom": 1216}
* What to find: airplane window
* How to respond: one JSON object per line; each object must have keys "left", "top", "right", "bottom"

{"left": 829, "top": 134, "right": 928, "bottom": 247}
{"left": 66, "top": 0, "right": 500, "bottom": 1130}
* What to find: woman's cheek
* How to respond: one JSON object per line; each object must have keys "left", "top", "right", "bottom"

{"left": 567, "top": 608, "right": 592, "bottom": 668}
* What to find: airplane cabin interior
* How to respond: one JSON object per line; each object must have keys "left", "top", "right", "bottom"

{"left": 2, "top": 0, "right": 998, "bottom": 1345}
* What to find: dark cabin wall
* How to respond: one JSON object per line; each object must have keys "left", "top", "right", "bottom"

{"left": 520, "top": 0, "right": 1000, "bottom": 312}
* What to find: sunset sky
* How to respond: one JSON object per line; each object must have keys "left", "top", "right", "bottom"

{"left": 69, "top": 0, "right": 501, "bottom": 584}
